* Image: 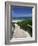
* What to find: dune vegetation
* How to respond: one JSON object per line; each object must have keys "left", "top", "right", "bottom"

{"left": 16, "top": 19, "right": 32, "bottom": 37}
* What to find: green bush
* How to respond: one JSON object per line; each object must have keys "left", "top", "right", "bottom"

{"left": 16, "top": 19, "right": 32, "bottom": 37}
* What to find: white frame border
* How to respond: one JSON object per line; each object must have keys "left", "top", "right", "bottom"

{"left": 5, "top": 1, "right": 37, "bottom": 44}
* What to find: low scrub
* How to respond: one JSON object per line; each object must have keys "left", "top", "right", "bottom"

{"left": 16, "top": 19, "right": 32, "bottom": 37}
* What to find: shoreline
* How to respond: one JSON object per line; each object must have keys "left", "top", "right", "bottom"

{"left": 12, "top": 20, "right": 23, "bottom": 23}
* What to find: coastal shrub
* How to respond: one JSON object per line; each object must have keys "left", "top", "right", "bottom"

{"left": 16, "top": 19, "right": 32, "bottom": 37}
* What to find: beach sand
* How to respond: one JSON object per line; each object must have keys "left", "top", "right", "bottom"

{"left": 10, "top": 23, "right": 31, "bottom": 42}
{"left": 13, "top": 24, "right": 31, "bottom": 38}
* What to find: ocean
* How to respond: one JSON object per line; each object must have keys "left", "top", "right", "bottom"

{"left": 12, "top": 17, "right": 32, "bottom": 23}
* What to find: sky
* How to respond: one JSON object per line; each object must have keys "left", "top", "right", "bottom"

{"left": 11, "top": 6, "right": 32, "bottom": 17}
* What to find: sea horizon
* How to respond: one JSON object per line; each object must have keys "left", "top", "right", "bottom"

{"left": 12, "top": 17, "right": 32, "bottom": 23}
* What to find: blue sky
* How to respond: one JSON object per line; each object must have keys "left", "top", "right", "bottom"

{"left": 11, "top": 6, "right": 32, "bottom": 17}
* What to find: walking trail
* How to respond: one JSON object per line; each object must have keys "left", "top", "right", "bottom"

{"left": 10, "top": 24, "right": 31, "bottom": 42}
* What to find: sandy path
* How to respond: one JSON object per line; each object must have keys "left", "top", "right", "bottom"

{"left": 12, "top": 24, "right": 31, "bottom": 38}
{"left": 10, "top": 24, "right": 31, "bottom": 42}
